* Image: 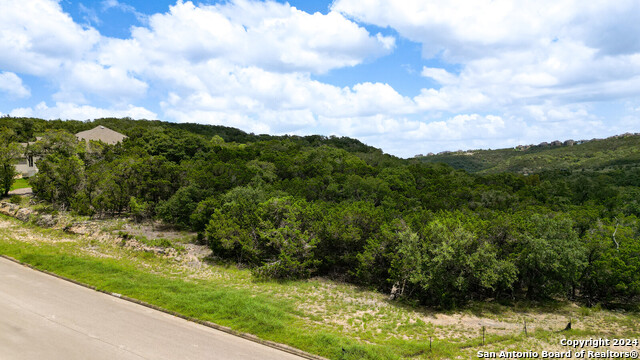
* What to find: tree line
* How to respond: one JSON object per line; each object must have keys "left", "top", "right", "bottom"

{"left": 1, "top": 116, "right": 639, "bottom": 308}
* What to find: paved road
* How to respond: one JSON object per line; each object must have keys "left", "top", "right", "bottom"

{"left": 0, "top": 257, "right": 305, "bottom": 360}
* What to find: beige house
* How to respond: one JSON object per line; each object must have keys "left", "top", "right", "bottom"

{"left": 14, "top": 154, "right": 38, "bottom": 178}
{"left": 15, "top": 126, "right": 127, "bottom": 177}
{"left": 15, "top": 139, "right": 39, "bottom": 178}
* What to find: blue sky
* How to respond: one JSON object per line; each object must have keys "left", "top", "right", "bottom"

{"left": 1, "top": 0, "right": 639, "bottom": 157}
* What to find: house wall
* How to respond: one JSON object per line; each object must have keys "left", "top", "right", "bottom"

{"left": 15, "top": 155, "right": 38, "bottom": 178}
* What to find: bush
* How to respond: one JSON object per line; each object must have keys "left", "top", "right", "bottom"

{"left": 514, "top": 214, "right": 586, "bottom": 299}
{"left": 129, "top": 197, "right": 151, "bottom": 222}
{"left": 156, "top": 185, "right": 204, "bottom": 228}
{"left": 390, "top": 214, "right": 517, "bottom": 308}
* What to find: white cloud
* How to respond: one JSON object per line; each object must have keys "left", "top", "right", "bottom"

{"left": 334, "top": 0, "right": 640, "bottom": 116}
{"left": 332, "top": 0, "right": 640, "bottom": 61}
{"left": 101, "top": 0, "right": 147, "bottom": 23}
{"left": 79, "top": 3, "right": 102, "bottom": 26}
{"left": 414, "top": 87, "right": 490, "bottom": 113}
{"left": 409, "top": 114, "right": 507, "bottom": 141}
{"left": 0, "top": 0, "right": 100, "bottom": 75}
{"left": 0, "top": 72, "right": 30, "bottom": 98}
{"left": 618, "top": 116, "right": 640, "bottom": 132}
{"left": 421, "top": 67, "right": 458, "bottom": 85}
{"left": 120, "top": 0, "right": 394, "bottom": 74}
{"left": 309, "top": 113, "right": 513, "bottom": 156}
{"left": 1, "top": 0, "right": 399, "bottom": 120}
{"left": 9, "top": 102, "right": 157, "bottom": 120}
{"left": 158, "top": 66, "right": 414, "bottom": 134}
{"left": 334, "top": 112, "right": 619, "bottom": 158}
{"left": 520, "top": 102, "right": 596, "bottom": 123}
{"left": 56, "top": 62, "right": 148, "bottom": 102}
{"left": 0, "top": 0, "right": 148, "bottom": 105}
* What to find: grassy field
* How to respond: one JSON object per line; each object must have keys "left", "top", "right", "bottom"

{"left": 9, "top": 178, "right": 30, "bottom": 191}
{"left": 1, "top": 213, "right": 638, "bottom": 359}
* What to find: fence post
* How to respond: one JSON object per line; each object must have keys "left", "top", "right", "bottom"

{"left": 564, "top": 318, "right": 572, "bottom": 331}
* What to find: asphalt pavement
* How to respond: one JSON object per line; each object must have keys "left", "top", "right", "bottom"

{"left": 0, "top": 256, "right": 306, "bottom": 360}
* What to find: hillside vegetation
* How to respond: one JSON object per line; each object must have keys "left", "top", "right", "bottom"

{"left": 2, "top": 212, "right": 639, "bottom": 360}
{"left": 416, "top": 133, "right": 640, "bottom": 174}
{"left": 2, "top": 116, "right": 639, "bottom": 309}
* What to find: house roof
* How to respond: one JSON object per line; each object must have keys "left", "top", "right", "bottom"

{"left": 75, "top": 126, "right": 127, "bottom": 145}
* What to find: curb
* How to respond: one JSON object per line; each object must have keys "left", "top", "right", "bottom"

{"left": 0, "top": 254, "right": 327, "bottom": 360}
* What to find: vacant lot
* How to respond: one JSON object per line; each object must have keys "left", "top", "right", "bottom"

{"left": 0, "top": 211, "right": 638, "bottom": 359}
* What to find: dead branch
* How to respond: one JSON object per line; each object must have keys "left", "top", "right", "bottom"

{"left": 612, "top": 217, "right": 620, "bottom": 250}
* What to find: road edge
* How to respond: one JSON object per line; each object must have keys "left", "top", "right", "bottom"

{"left": 0, "top": 254, "right": 328, "bottom": 360}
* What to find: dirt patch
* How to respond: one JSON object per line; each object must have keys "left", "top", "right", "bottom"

{"left": 0, "top": 200, "right": 210, "bottom": 273}
{"left": 8, "top": 187, "right": 33, "bottom": 196}
{"left": 116, "top": 222, "right": 197, "bottom": 242}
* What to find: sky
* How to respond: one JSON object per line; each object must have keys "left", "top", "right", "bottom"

{"left": 1, "top": 0, "right": 639, "bottom": 157}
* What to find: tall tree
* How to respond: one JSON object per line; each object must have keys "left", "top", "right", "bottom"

{"left": 0, "top": 128, "right": 23, "bottom": 196}
{"left": 29, "top": 130, "right": 85, "bottom": 207}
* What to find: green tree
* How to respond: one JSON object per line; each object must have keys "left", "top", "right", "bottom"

{"left": 0, "top": 128, "right": 23, "bottom": 196}
{"left": 391, "top": 214, "right": 517, "bottom": 307}
{"left": 514, "top": 214, "right": 586, "bottom": 299}
{"left": 314, "top": 201, "right": 384, "bottom": 275}
{"left": 31, "top": 152, "right": 85, "bottom": 207}
{"left": 30, "top": 130, "right": 85, "bottom": 207}
{"left": 580, "top": 217, "right": 640, "bottom": 304}
{"left": 190, "top": 196, "right": 221, "bottom": 232}
{"left": 253, "top": 197, "right": 320, "bottom": 279}
{"left": 156, "top": 185, "right": 204, "bottom": 228}
{"left": 30, "top": 129, "right": 82, "bottom": 157}
{"left": 129, "top": 196, "right": 151, "bottom": 222}
{"left": 205, "top": 186, "right": 266, "bottom": 263}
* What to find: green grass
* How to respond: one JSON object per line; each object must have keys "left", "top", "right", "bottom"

{"left": 0, "top": 227, "right": 404, "bottom": 359}
{"left": 135, "top": 235, "right": 173, "bottom": 248}
{"left": 9, "top": 178, "right": 30, "bottom": 191}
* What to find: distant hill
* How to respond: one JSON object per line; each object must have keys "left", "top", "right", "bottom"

{"left": 415, "top": 133, "right": 640, "bottom": 174}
